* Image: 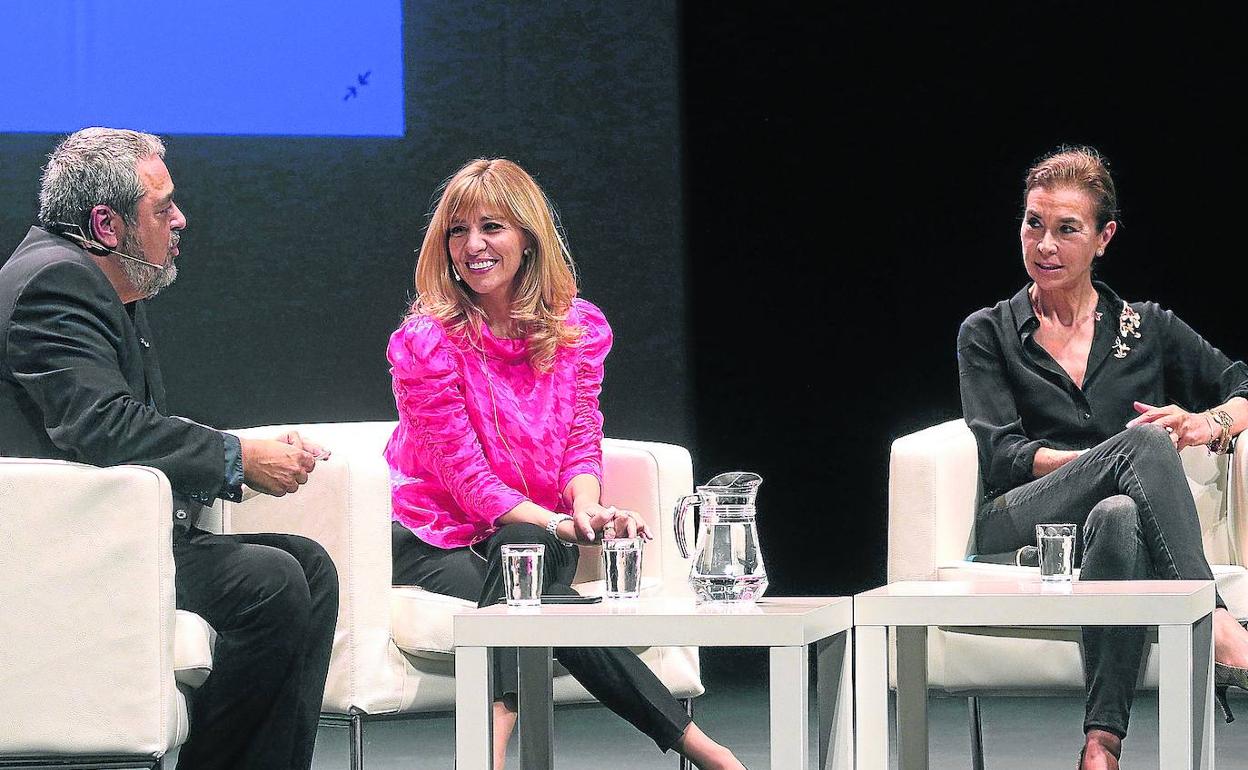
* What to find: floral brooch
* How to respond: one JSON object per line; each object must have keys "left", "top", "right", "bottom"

{"left": 1112, "top": 302, "right": 1141, "bottom": 359}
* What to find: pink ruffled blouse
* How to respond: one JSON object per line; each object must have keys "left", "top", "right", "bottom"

{"left": 385, "top": 298, "right": 612, "bottom": 548}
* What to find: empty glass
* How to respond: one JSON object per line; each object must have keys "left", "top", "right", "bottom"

{"left": 601, "top": 537, "right": 643, "bottom": 599}
{"left": 1035, "top": 524, "right": 1076, "bottom": 582}
{"left": 501, "top": 544, "right": 544, "bottom": 606}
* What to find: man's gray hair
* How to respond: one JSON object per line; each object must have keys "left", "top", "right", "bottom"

{"left": 38, "top": 127, "right": 166, "bottom": 237}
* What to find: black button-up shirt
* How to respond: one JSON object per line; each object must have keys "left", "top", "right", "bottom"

{"left": 957, "top": 281, "right": 1248, "bottom": 500}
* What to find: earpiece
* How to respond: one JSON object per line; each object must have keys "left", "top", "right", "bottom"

{"left": 452, "top": 266, "right": 463, "bottom": 282}
{"left": 50, "top": 221, "right": 168, "bottom": 271}
{"left": 52, "top": 221, "right": 110, "bottom": 255}
{"left": 523, "top": 248, "right": 533, "bottom": 259}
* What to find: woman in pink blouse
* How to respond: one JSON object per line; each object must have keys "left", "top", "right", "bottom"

{"left": 386, "top": 158, "right": 745, "bottom": 770}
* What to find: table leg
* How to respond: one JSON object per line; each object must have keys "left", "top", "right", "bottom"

{"left": 895, "top": 625, "right": 928, "bottom": 770}
{"left": 771, "top": 645, "right": 810, "bottom": 769}
{"left": 1159, "top": 616, "right": 1214, "bottom": 770}
{"left": 455, "top": 646, "right": 493, "bottom": 770}
{"left": 817, "top": 630, "right": 854, "bottom": 770}
{"left": 517, "top": 646, "right": 554, "bottom": 770}
{"left": 854, "top": 625, "right": 888, "bottom": 770}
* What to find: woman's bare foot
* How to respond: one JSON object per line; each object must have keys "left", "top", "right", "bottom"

{"left": 1079, "top": 729, "right": 1121, "bottom": 770}
{"left": 674, "top": 722, "right": 746, "bottom": 770}
{"left": 1214, "top": 608, "right": 1248, "bottom": 668}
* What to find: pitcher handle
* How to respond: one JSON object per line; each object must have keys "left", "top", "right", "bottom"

{"left": 674, "top": 493, "right": 700, "bottom": 559}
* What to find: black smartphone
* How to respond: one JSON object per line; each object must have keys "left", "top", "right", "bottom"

{"left": 540, "top": 594, "right": 603, "bottom": 604}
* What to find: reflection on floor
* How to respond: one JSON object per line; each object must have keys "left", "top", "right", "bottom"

{"left": 169, "top": 649, "right": 1248, "bottom": 769}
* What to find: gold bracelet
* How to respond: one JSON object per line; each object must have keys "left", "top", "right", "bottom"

{"left": 1206, "top": 409, "right": 1234, "bottom": 455}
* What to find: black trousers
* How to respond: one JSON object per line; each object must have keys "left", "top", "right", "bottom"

{"left": 392, "top": 521, "right": 692, "bottom": 752}
{"left": 976, "top": 424, "right": 1222, "bottom": 739}
{"left": 172, "top": 527, "right": 339, "bottom": 770}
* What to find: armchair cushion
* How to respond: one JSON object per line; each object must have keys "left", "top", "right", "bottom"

{"left": 390, "top": 586, "right": 473, "bottom": 658}
{"left": 173, "top": 609, "right": 216, "bottom": 688}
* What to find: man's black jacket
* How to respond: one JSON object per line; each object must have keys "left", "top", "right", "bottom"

{"left": 0, "top": 226, "right": 226, "bottom": 501}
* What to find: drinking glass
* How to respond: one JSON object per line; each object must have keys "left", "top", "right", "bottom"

{"left": 501, "top": 544, "right": 544, "bottom": 606}
{"left": 601, "top": 537, "right": 643, "bottom": 599}
{"left": 1035, "top": 524, "right": 1076, "bottom": 582}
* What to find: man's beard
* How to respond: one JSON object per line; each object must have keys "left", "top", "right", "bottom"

{"left": 118, "top": 230, "right": 178, "bottom": 298}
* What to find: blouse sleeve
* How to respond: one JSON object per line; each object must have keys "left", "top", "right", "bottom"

{"left": 558, "top": 299, "right": 613, "bottom": 495}
{"left": 957, "top": 312, "right": 1047, "bottom": 496}
{"left": 388, "top": 316, "right": 526, "bottom": 525}
{"left": 1157, "top": 304, "right": 1248, "bottom": 410}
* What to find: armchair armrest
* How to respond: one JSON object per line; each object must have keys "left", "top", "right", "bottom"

{"left": 579, "top": 438, "right": 696, "bottom": 596}
{"left": 1231, "top": 438, "right": 1248, "bottom": 567}
{"left": 887, "top": 419, "right": 981, "bottom": 583}
{"left": 0, "top": 457, "right": 181, "bottom": 756}
{"left": 216, "top": 421, "right": 401, "bottom": 714}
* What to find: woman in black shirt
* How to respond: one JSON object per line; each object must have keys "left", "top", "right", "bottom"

{"left": 957, "top": 146, "right": 1248, "bottom": 770}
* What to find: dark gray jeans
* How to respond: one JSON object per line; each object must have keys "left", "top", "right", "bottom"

{"left": 976, "top": 424, "right": 1222, "bottom": 739}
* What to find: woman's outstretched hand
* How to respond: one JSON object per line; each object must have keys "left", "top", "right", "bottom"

{"left": 599, "top": 506, "right": 652, "bottom": 541}
{"left": 1127, "top": 401, "right": 1213, "bottom": 450}
{"left": 559, "top": 503, "right": 652, "bottom": 544}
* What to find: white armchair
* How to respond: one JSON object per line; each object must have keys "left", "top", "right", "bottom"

{"left": 888, "top": 419, "right": 1248, "bottom": 763}
{"left": 0, "top": 458, "right": 214, "bottom": 769}
{"left": 212, "top": 421, "right": 704, "bottom": 770}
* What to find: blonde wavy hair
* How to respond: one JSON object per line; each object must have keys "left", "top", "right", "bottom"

{"left": 411, "top": 158, "right": 582, "bottom": 371}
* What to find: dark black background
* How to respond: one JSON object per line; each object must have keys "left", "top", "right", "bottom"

{"left": 683, "top": 4, "right": 1246, "bottom": 596}
{"left": 2, "top": 3, "right": 1244, "bottom": 601}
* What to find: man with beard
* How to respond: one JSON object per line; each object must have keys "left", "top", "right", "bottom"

{"left": 0, "top": 127, "right": 339, "bottom": 770}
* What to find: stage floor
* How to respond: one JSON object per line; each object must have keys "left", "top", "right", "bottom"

{"left": 168, "top": 650, "right": 1248, "bottom": 769}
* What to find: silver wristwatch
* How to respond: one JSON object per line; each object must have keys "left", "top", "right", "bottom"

{"left": 546, "top": 513, "right": 574, "bottom": 541}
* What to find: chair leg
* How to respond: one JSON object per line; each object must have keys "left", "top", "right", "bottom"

{"left": 350, "top": 712, "right": 365, "bottom": 770}
{"left": 968, "top": 696, "right": 985, "bottom": 770}
{"left": 678, "top": 698, "right": 694, "bottom": 770}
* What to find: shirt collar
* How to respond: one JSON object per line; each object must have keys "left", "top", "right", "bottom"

{"left": 1008, "top": 285, "right": 1037, "bottom": 334}
{"left": 1010, "top": 280, "right": 1124, "bottom": 336}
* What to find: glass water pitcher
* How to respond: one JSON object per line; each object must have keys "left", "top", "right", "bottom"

{"left": 674, "top": 471, "right": 768, "bottom": 602}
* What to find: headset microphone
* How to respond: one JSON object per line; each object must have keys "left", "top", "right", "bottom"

{"left": 50, "top": 221, "right": 169, "bottom": 271}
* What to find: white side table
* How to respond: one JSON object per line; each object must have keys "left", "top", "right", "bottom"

{"left": 853, "top": 580, "right": 1215, "bottom": 770}
{"left": 453, "top": 596, "right": 853, "bottom": 769}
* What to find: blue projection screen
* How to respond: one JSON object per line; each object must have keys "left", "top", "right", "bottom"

{"left": 0, "top": 0, "right": 403, "bottom": 137}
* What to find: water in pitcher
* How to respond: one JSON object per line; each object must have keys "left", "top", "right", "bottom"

{"left": 676, "top": 472, "right": 769, "bottom": 602}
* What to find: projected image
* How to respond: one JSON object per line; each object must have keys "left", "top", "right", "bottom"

{"left": 0, "top": 0, "right": 403, "bottom": 137}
